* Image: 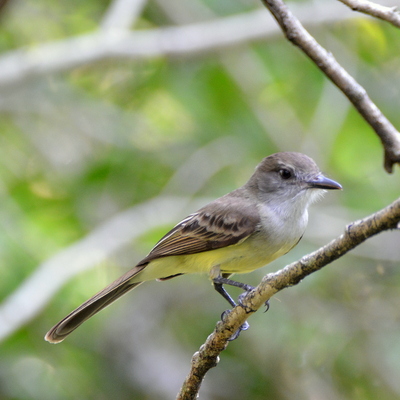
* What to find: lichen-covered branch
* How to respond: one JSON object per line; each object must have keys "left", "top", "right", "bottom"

{"left": 177, "top": 196, "right": 400, "bottom": 400}
{"left": 260, "top": 0, "right": 400, "bottom": 173}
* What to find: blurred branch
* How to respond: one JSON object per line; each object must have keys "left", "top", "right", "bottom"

{"left": 260, "top": 0, "right": 400, "bottom": 173}
{"left": 0, "top": 196, "right": 197, "bottom": 342}
{"left": 101, "top": 0, "right": 148, "bottom": 30}
{"left": 338, "top": 0, "right": 400, "bottom": 28}
{"left": 177, "top": 197, "right": 400, "bottom": 400}
{"left": 0, "top": 136, "right": 242, "bottom": 342}
{"left": 161, "top": 136, "right": 246, "bottom": 196}
{"left": 0, "top": 3, "right": 363, "bottom": 90}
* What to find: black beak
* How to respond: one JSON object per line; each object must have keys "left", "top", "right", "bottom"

{"left": 307, "top": 174, "right": 342, "bottom": 190}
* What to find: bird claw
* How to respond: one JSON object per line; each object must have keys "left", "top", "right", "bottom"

{"left": 238, "top": 290, "right": 270, "bottom": 314}
{"left": 237, "top": 287, "right": 259, "bottom": 314}
{"left": 221, "top": 310, "right": 250, "bottom": 341}
{"left": 228, "top": 321, "right": 249, "bottom": 341}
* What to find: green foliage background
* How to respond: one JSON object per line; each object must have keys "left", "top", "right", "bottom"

{"left": 0, "top": 0, "right": 399, "bottom": 399}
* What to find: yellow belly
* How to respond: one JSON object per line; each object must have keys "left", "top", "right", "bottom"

{"left": 132, "top": 232, "right": 297, "bottom": 283}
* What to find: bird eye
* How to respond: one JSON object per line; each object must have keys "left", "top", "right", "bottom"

{"left": 279, "top": 169, "right": 292, "bottom": 180}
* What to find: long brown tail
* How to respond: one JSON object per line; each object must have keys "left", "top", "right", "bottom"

{"left": 45, "top": 265, "right": 146, "bottom": 343}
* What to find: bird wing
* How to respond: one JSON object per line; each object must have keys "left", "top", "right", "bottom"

{"left": 142, "top": 192, "right": 260, "bottom": 263}
{"left": 45, "top": 191, "right": 261, "bottom": 343}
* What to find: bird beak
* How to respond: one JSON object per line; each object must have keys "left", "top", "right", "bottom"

{"left": 307, "top": 174, "right": 342, "bottom": 190}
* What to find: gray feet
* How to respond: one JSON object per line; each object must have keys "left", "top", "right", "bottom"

{"left": 221, "top": 310, "right": 250, "bottom": 341}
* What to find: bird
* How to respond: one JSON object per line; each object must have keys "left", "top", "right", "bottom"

{"left": 45, "top": 152, "right": 341, "bottom": 343}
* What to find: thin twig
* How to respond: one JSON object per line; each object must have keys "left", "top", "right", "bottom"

{"left": 177, "top": 197, "right": 400, "bottom": 399}
{"left": 260, "top": 0, "right": 400, "bottom": 173}
{"left": 338, "top": 0, "right": 400, "bottom": 28}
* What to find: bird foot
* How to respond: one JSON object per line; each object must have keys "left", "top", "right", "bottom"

{"left": 237, "top": 290, "right": 270, "bottom": 313}
{"left": 221, "top": 310, "right": 250, "bottom": 341}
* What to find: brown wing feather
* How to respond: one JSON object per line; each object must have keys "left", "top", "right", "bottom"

{"left": 141, "top": 190, "right": 260, "bottom": 263}
{"left": 45, "top": 190, "right": 260, "bottom": 343}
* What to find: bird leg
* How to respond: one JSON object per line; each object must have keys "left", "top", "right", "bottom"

{"left": 213, "top": 280, "right": 238, "bottom": 308}
{"left": 213, "top": 275, "right": 269, "bottom": 310}
{"left": 212, "top": 275, "right": 271, "bottom": 340}
{"left": 212, "top": 275, "right": 254, "bottom": 340}
{"left": 213, "top": 275, "right": 255, "bottom": 294}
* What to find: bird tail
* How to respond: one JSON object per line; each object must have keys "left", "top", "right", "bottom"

{"left": 45, "top": 264, "right": 147, "bottom": 343}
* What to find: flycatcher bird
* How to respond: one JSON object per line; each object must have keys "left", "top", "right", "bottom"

{"left": 45, "top": 152, "right": 341, "bottom": 343}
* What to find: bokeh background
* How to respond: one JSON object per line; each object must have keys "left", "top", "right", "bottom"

{"left": 0, "top": 0, "right": 400, "bottom": 399}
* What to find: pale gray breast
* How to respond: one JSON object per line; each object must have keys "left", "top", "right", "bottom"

{"left": 256, "top": 198, "right": 309, "bottom": 253}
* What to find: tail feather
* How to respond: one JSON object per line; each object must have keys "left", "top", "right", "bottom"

{"left": 45, "top": 264, "right": 146, "bottom": 343}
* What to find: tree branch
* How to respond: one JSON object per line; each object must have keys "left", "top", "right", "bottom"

{"left": 260, "top": 0, "right": 400, "bottom": 173}
{"left": 101, "top": 0, "right": 148, "bottom": 31}
{"left": 0, "top": 196, "right": 196, "bottom": 342}
{"left": 0, "top": 136, "right": 242, "bottom": 343}
{"left": 0, "top": 4, "right": 370, "bottom": 90}
{"left": 338, "top": 0, "right": 400, "bottom": 28}
{"left": 177, "top": 196, "right": 400, "bottom": 399}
